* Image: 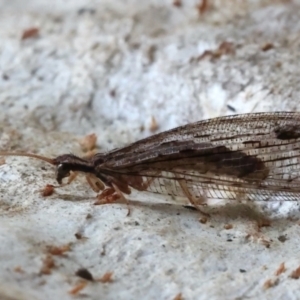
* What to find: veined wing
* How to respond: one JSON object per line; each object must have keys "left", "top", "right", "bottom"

{"left": 95, "top": 112, "right": 300, "bottom": 202}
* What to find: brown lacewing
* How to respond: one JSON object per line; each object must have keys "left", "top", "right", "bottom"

{"left": 1, "top": 112, "right": 300, "bottom": 210}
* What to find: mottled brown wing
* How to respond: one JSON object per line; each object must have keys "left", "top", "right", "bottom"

{"left": 97, "top": 112, "right": 300, "bottom": 201}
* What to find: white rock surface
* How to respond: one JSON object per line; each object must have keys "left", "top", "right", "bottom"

{"left": 1, "top": 1, "right": 300, "bottom": 299}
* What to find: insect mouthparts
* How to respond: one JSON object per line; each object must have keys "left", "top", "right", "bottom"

{"left": 56, "top": 163, "right": 71, "bottom": 184}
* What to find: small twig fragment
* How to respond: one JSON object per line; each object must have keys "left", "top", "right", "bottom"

{"left": 263, "top": 278, "right": 279, "bottom": 289}
{"left": 40, "top": 255, "right": 55, "bottom": 275}
{"left": 47, "top": 244, "right": 71, "bottom": 256}
{"left": 69, "top": 281, "right": 88, "bottom": 295}
{"left": 98, "top": 272, "right": 113, "bottom": 283}
{"left": 290, "top": 266, "right": 300, "bottom": 279}
{"left": 275, "top": 262, "right": 286, "bottom": 276}
{"left": 197, "top": 41, "right": 235, "bottom": 61}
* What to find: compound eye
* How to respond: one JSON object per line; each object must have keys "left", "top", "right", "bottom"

{"left": 56, "top": 164, "right": 70, "bottom": 184}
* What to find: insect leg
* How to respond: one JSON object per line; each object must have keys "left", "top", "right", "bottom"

{"left": 178, "top": 180, "right": 209, "bottom": 217}
{"left": 140, "top": 176, "right": 157, "bottom": 190}
{"left": 111, "top": 182, "right": 131, "bottom": 216}
{"left": 94, "top": 187, "right": 116, "bottom": 203}
{"left": 122, "top": 173, "right": 159, "bottom": 192}
{"left": 56, "top": 171, "right": 78, "bottom": 186}
{"left": 94, "top": 183, "right": 131, "bottom": 216}
{"left": 85, "top": 174, "right": 105, "bottom": 192}
{"left": 51, "top": 171, "right": 79, "bottom": 188}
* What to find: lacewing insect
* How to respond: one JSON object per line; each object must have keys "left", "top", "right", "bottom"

{"left": 1, "top": 112, "right": 300, "bottom": 211}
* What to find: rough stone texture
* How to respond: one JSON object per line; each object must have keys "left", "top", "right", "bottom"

{"left": 1, "top": 1, "right": 300, "bottom": 299}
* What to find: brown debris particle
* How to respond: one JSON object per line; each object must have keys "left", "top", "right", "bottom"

{"left": 150, "top": 116, "right": 159, "bottom": 132}
{"left": 261, "top": 43, "right": 274, "bottom": 52}
{"left": 197, "top": 41, "right": 235, "bottom": 61}
{"left": 173, "top": 293, "right": 183, "bottom": 300}
{"left": 41, "top": 184, "right": 55, "bottom": 197}
{"left": 245, "top": 233, "right": 271, "bottom": 248}
{"left": 21, "top": 27, "right": 39, "bottom": 40}
{"left": 275, "top": 262, "right": 286, "bottom": 276}
{"left": 146, "top": 45, "right": 157, "bottom": 64}
{"left": 218, "top": 41, "right": 235, "bottom": 55}
{"left": 98, "top": 272, "right": 113, "bottom": 283}
{"left": 257, "top": 218, "right": 271, "bottom": 228}
{"left": 199, "top": 217, "right": 208, "bottom": 224}
{"left": 224, "top": 224, "right": 233, "bottom": 230}
{"left": 78, "top": 133, "right": 97, "bottom": 152}
{"left": 76, "top": 268, "right": 94, "bottom": 281}
{"left": 86, "top": 213, "right": 92, "bottom": 219}
{"left": 47, "top": 244, "right": 71, "bottom": 256}
{"left": 263, "top": 240, "right": 271, "bottom": 248}
{"left": 14, "top": 266, "right": 24, "bottom": 273}
{"left": 75, "top": 232, "right": 83, "bottom": 240}
{"left": 197, "top": 0, "right": 209, "bottom": 15}
{"left": 263, "top": 278, "right": 279, "bottom": 289}
{"left": 69, "top": 281, "right": 88, "bottom": 295}
{"left": 140, "top": 124, "right": 145, "bottom": 132}
{"left": 290, "top": 266, "right": 300, "bottom": 279}
{"left": 109, "top": 89, "right": 116, "bottom": 97}
{"left": 40, "top": 255, "right": 55, "bottom": 275}
{"left": 197, "top": 50, "right": 213, "bottom": 61}
{"left": 173, "top": 0, "right": 182, "bottom": 7}
{"left": 278, "top": 235, "right": 288, "bottom": 243}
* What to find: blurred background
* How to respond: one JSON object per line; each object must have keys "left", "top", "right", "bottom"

{"left": 1, "top": 0, "right": 299, "bottom": 149}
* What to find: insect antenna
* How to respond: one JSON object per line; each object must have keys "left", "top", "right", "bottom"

{"left": 0, "top": 151, "right": 55, "bottom": 165}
